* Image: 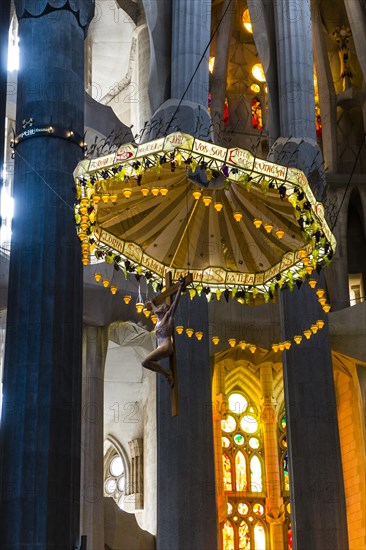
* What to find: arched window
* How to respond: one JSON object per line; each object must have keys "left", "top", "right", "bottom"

{"left": 221, "top": 392, "right": 267, "bottom": 549}
{"left": 104, "top": 439, "right": 129, "bottom": 510}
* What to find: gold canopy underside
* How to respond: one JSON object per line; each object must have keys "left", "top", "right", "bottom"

{"left": 74, "top": 132, "right": 336, "bottom": 293}
{"left": 97, "top": 167, "right": 303, "bottom": 275}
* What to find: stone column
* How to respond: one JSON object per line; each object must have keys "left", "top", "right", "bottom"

{"left": 80, "top": 325, "right": 109, "bottom": 550}
{"left": 344, "top": 0, "right": 366, "bottom": 83}
{"left": 210, "top": 0, "right": 236, "bottom": 141}
{"left": 0, "top": 0, "right": 10, "bottom": 178}
{"left": 259, "top": 364, "right": 284, "bottom": 550}
{"left": 274, "top": 0, "right": 315, "bottom": 139}
{"left": 311, "top": 0, "right": 338, "bottom": 173}
{"left": 279, "top": 282, "right": 348, "bottom": 550}
{"left": 148, "top": 0, "right": 212, "bottom": 139}
{"left": 248, "top": 0, "right": 281, "bottom": 144}
{"left": 0, "top": 2, "right": 94, "bottom": 549}
{"left": 157, "top": 294, "right": 218, "bottom": 550}
{"left": 270, "top": 2, "right": 349, "bottom": 548}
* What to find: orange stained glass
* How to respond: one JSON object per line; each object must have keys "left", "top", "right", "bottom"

{"left": 254, "top": 522, "right": 266, "bottom": 550}
{"left": 235, "top": 451, "right": 247, "bottom": 492}
{"left": 288, "top": 524, "right": 293, "bottom": 549}
{"left": 222, "top": 521, "right": 235, "bottom": 550}
{"left": 238, "top": 520, "right": 250, "bottom": 550}
{"left": 223, "top": 453, "right": 233, "bottom": 491}
{"left": 250, "top": 455, "right": 262, "bottom": 492}
{"left": 251, "top": 98, "right": 263, "bottom": 130}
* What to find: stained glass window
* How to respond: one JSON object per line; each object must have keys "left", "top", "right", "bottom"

{"left": 235, "top": 452, "right": 247, "bottom": 491}
{"left": 223, "top": 453, "right": 233, "bottom": 491}
{"left": 240, "top": 415, "right": 258, "bottom": 434}
{"left": 250, "top": 455, "right": 263, "bottom": 492}
{"left": 251, "top": 98, "right": 263, "bottom": 130}
{"left": 221, "top": 392, "right": 267, "bottom": 549}
{"left": 229, "top": 393, "right": 248, "bottom": 414}
{"left": 254, "top": 522, "right": 266, "bottom": 550}
{"left": 222, "top": 415, "right": 237, "bottom": 433}
{"left": 104, "top": 447, "right": 126, "bottom": 509}
{"left": 238, "top": 521, "right": 250, "bottom": 549}
{"left": 223, "top": 521, "right": 235, "bottom": 550}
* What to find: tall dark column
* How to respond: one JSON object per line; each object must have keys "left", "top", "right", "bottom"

{"left": 270, "top": 1, "right": 349, "bottom": 547}
{"left": 0, "top": 0, "right": 10, "bottom": 181}
{"left": 157, "top": 295, "right": 218, "bottom": 550}
{"left": 0, "top": 2, "right": 94, "bottom": 549}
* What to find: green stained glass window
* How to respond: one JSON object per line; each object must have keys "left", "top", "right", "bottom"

{"left": 281, "top": 415, "right": 287, "bottom": 431}
{"left": 234, "top": 434, "right": 245, "bottom": 446}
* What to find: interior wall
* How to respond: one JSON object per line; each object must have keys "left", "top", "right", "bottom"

{"left": 104, "top": 336, "right": 157, "bottom": 536}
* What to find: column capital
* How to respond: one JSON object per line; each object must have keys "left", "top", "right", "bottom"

{"left": 14, "top": 0, "right": 95, "bottom": 34}
{"left": 260, "top": 400, "right": 278, "bottom": 424}
{"left": 265, "top": 502, "right": 285, "bottom": 525}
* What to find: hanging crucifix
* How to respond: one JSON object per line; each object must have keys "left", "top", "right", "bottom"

{"left": 142, "top": 272, "right": 193, "bottom": 416}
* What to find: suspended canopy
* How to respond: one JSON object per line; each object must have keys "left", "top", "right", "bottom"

{"left": 73, "top": 132, "right": 336, "bottom": 302}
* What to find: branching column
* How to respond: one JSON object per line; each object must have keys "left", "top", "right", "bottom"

{"left": 259, "top": 364, "right": 284, "bottom": 550}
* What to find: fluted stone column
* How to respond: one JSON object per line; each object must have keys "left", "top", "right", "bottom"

{"left": 269, "top": 2, "right": 349, "bottom": 548}
{"left": 157, "top": 295, "right": 218, "bottom": 550}
{"left": 0, "top": 0, "right": 10, "bottom": 180}
{"left": 311, "top": 0, "right": 338, "bottom": 173}
{"left": 147, "top": 0, "right": 212, "bottom": 139}
{"left": 274, "top": 0, "right": 315, "bottom": 139}
{"left": 259, "top": 364, "right": 284, "bottom": 550}
{"left": 80, "top": 325, "right": 109, "bottom": 550}
{"left": 210, "top": 0, "right": 236, "bottom": 141}
{"left": 0, "top": 2, "right": 94, "bottom": 548}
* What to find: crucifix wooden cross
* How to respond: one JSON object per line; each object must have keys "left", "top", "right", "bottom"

{"left": 151, "top": 271, "right": 193, "bottom": 416}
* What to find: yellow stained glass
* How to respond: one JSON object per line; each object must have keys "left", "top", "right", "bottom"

{"left": 227, "top": 502, "right": 233, "bottom": 515}
{"left": 222, "top": 436, "right": 231, "bottom": 448}
{"left": 240, "top": 415, "right": 258, "bottom": 434}
{"left": 235, "top": 451, "right": 247, "bottom": 492}
{"left": 249, "top": 437, "right": 260, "bottom": 449}
{"left": 238, "top": 520, "right": 250, "bottom": 550}
{"left": 250, "top": 455, "right": 262, "bottom": 492}
{"left": 238, "top": 502, "right": 249, "bottom": 515}
{"left": 222, "top": 415, "right": 237, "bottom": 433}
{"left": 223, "top": 453, "right": 233, "bottom": 491}
{"left": 253, "top": 502, "right": 265, "bottom": 516}
{"left": 254, "top": 522, "right": 266, "bottom": 550}
{"left": 228, "top": 393, "right": 248, "bottom": 414}
{"left": 222, "top": 521, "right": 235, "bottom": 550}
